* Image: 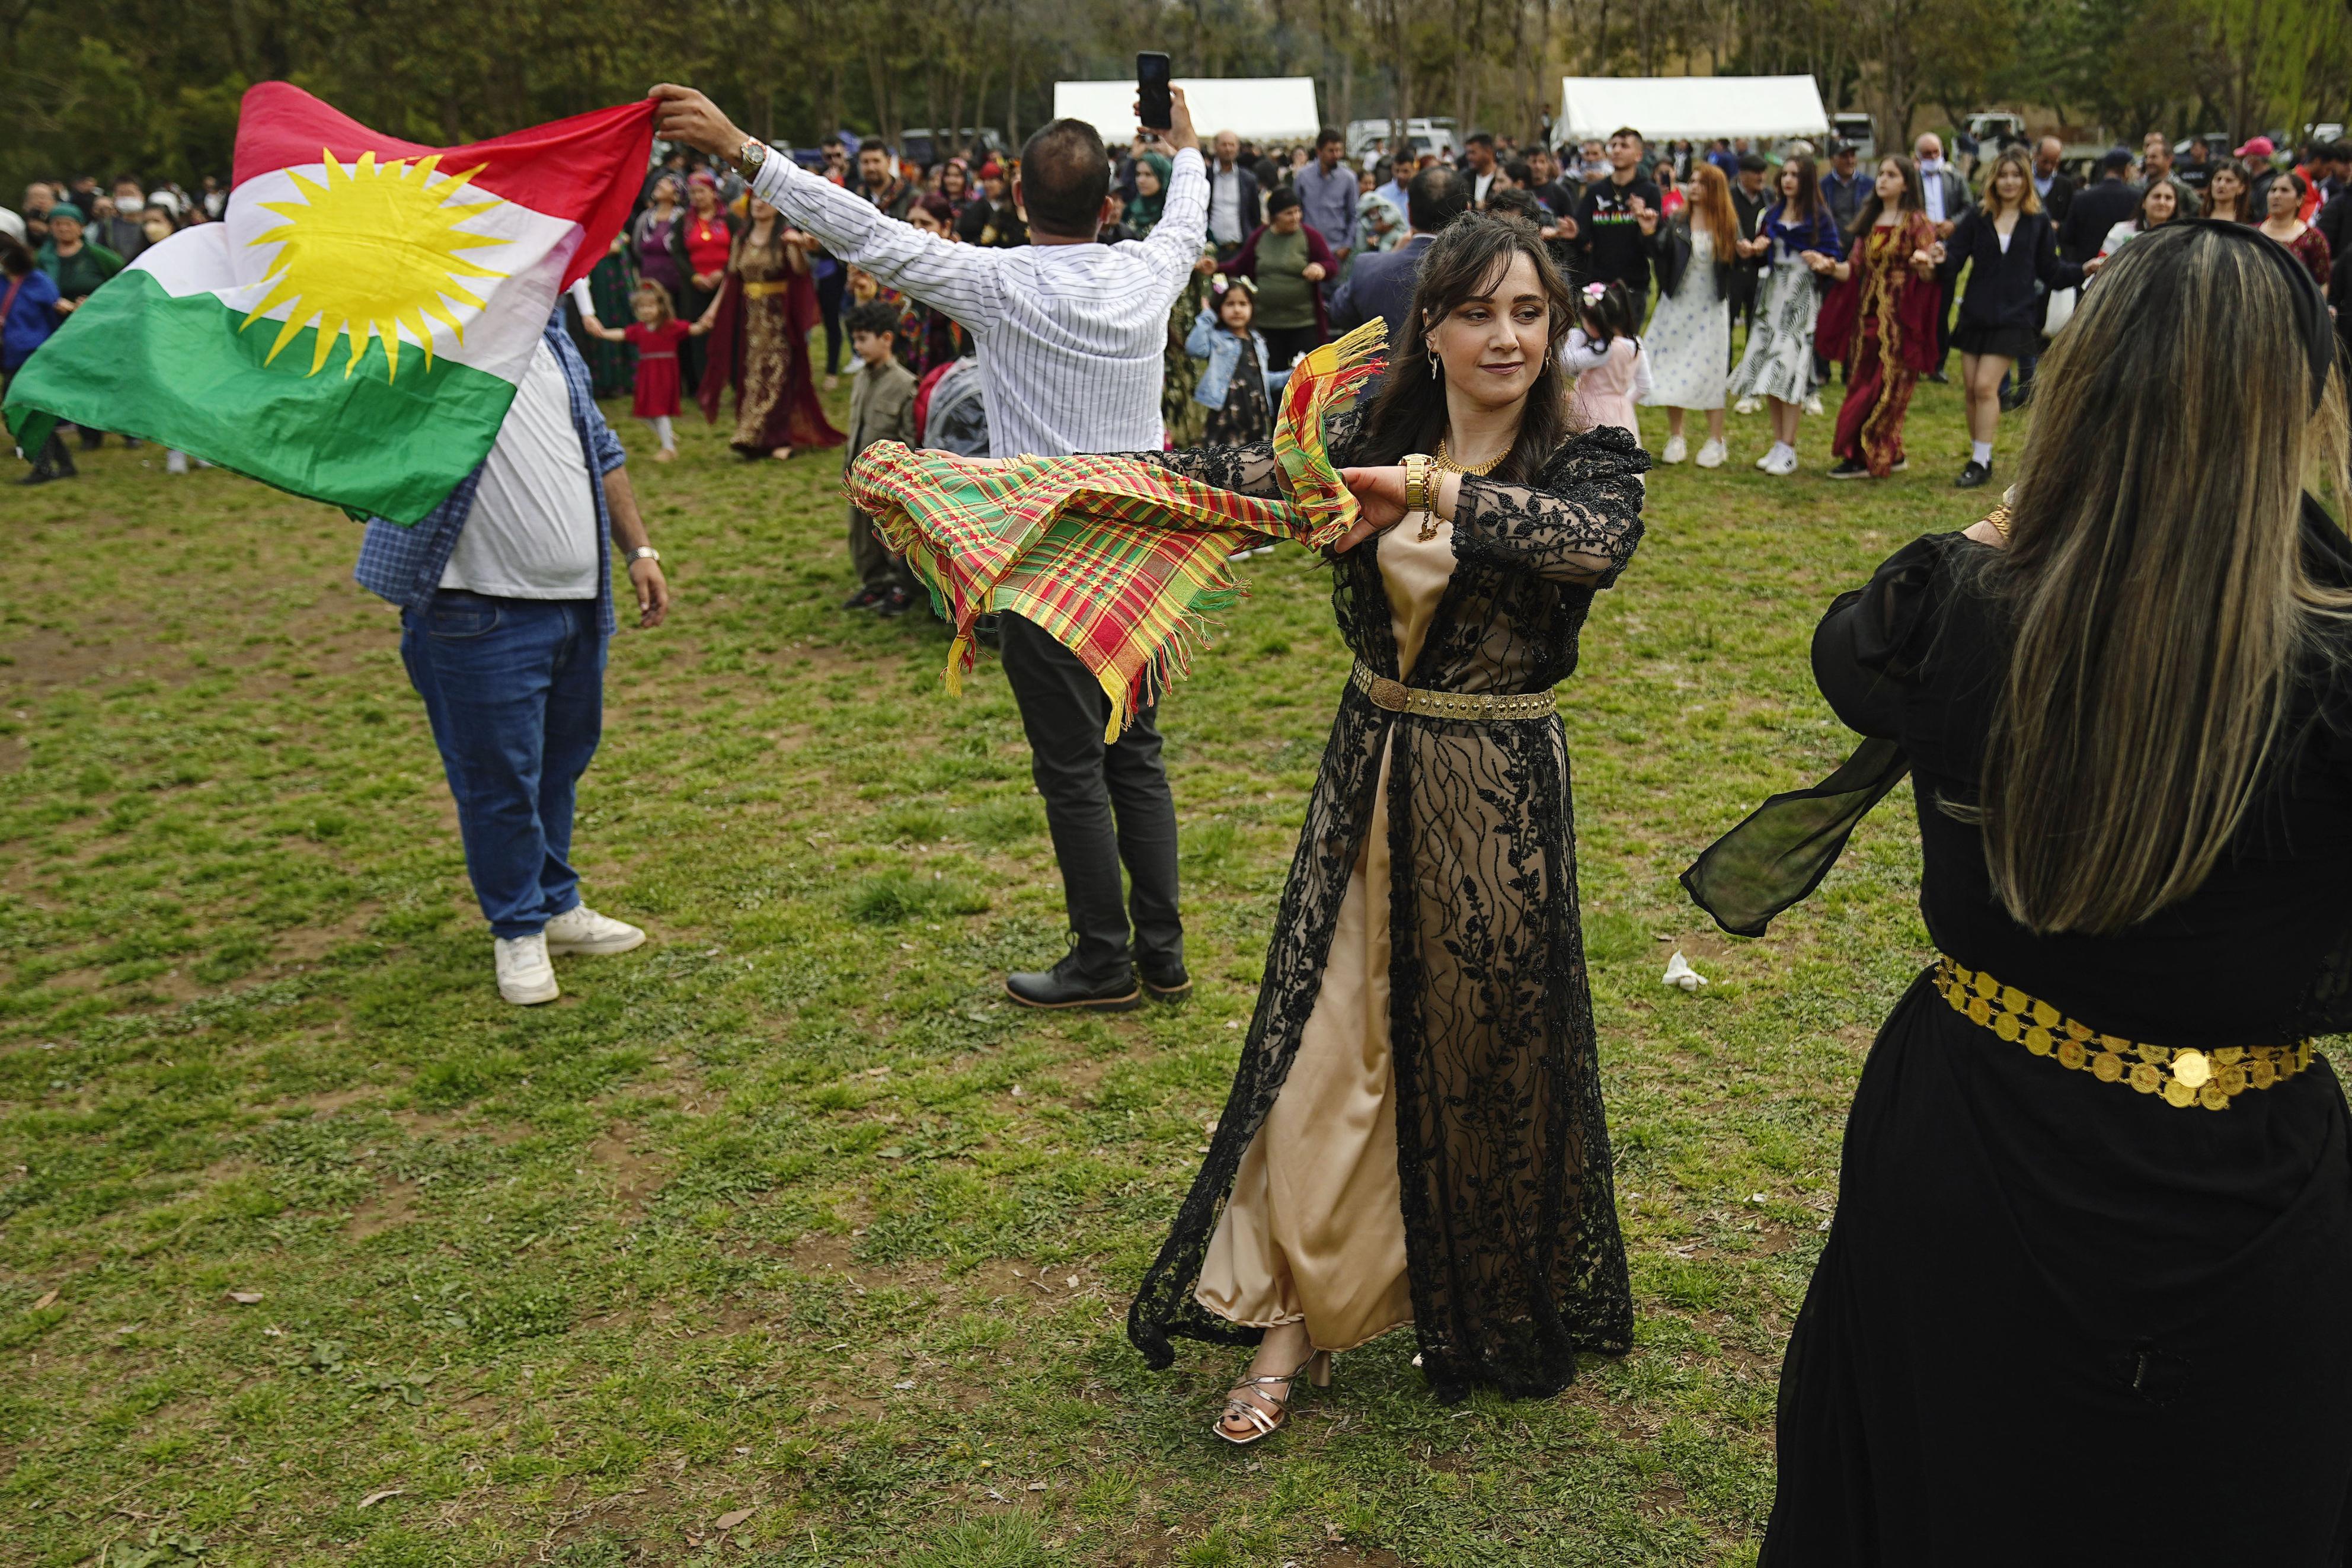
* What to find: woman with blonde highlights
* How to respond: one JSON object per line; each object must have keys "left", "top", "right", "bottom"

{"left": 1692, "top": 220, "right": 2352, "bottom": 1561}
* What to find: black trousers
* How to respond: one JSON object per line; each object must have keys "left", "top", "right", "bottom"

{"left": 816, "top": 267, "right": 847, "bottom": 375}
{"left": 1258, "top": 323, "right": 1324, "bottom": 373}
{"left": 996, "top": 612, "right": 1183, "bottom": 981}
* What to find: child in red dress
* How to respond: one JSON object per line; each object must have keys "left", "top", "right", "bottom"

{"left": 585, "top": 281, "right": 710, "bottom": 462}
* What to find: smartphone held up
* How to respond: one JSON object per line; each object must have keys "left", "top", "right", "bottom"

{"left": 1137, "top": 52, "right": 1172, "bottom": 134}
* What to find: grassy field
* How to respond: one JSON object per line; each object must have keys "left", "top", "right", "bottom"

{"left": 0, "top": 356, "right": 2011, "bottom": 1567}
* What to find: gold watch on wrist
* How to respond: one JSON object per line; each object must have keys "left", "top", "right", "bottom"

{"left": 1401, "top": 453, "right": 1434, "bottom": 515}
{"left": 629, "top": 546, "right": 662, "bottom": 568}
{"left": 736, "top": 138, "right": 768, "bottom": 180}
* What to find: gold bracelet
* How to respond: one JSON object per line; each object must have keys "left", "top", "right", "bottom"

{"left": 1401, "top": 453, "right": 1434, "bottom": 514}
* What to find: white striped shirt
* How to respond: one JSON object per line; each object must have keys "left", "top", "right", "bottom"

{"left": 750, "top": 148, "right": 1209, "bottom": 459}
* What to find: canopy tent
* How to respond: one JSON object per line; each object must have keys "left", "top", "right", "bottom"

{"left": 1557, "top": 75, "right": 1829, "bottom": 143}
{"left": 1052, "top": 78, "right": 1324, "bottom": 148}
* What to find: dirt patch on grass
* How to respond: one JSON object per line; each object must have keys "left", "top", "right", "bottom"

{"left": 588, "top": 1125, "right": 667, "bottom": 1212}
{"left": 348, "top": 1182, "right": 417, "bottom": 1240}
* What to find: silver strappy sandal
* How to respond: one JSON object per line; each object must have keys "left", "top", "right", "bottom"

{"left": 1215, "top": 1350, "right": 1331, "bottom": 1445}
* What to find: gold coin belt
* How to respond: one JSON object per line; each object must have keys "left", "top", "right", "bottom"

{"left": 1933, "top": 957, "right": 2312, "bottom": 1111}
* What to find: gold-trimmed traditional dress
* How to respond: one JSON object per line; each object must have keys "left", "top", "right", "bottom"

{"left": 697, "top": 235, "right": 843, "bottom": 457}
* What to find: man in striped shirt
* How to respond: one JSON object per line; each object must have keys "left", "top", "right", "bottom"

{"left": 653, "top": 81, "right": 1212, "bottom": 1013}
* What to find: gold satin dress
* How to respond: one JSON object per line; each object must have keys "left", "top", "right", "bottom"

{"left": 1193, "top": 513, "right": 1458, "bottom": 1352}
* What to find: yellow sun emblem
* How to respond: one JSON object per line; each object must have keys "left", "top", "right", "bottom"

{"left": 243, "top": 149, "right": 511, "bottom": 380}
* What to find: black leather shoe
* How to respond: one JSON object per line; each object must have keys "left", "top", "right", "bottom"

{"left": 1138, "top": 959, "right": 1191, "bottom": 1000}
{"left": 1955, "top": 460, "right": 1992, "bottom": 489}
{"left": 1005, "top": 953, "right": 1140, "bottom": 1012}
{"left": 1827, "top": 458, "right": 1871, "bottom": 480}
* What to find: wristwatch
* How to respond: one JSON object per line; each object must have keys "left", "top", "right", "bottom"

{"left": 629, "top": 546, "right": 662, "bottom": 567}
{"left": 1401, "top": 453, "right": 1435, "bottom": 514}
{"left": 736, "top": 138, "right": 768, "bottom": 180}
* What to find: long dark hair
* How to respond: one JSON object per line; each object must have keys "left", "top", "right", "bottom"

{"left": 1356, "top": 212, "right": 1580, "bottom": 483}
{"left": 0, "top": 231, "right": 32, "bottom": 279}
{"left": 1772, "top": 155, "right": 1826, "bottom": 228}
{"left": 1848, "top": 155, "right": 1923, "bottom": 239}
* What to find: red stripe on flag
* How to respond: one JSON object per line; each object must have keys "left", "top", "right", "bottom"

{"left": 232, "top": 82, "right": 656, "bottom": 289}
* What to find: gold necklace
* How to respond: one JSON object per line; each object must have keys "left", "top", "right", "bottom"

{"left": 1423, "top": 437, "right": 1506, "bottom": 540}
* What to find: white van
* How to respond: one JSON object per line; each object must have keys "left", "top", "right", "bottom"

{"left": 1347, "top": 117, "right": 1461, "bottom": 166}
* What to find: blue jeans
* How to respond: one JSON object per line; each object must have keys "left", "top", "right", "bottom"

{"left": 400, "top": 591, "right": 606, "bottom": 937}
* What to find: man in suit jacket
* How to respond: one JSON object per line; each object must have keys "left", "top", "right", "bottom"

{"left": 1206, "top": 130, "right": 1263, "bottom": 259}
{"left": 1328, "top": 165, "right": 1469, "bottom": 343}
{"left": 2058, "top": 149, "right": 2140, "bottom": 266}
{"left": 2031, "top": 137, "right": 2077, "bottom": 229}
{"left": 1727, "top": 153, "right": 1771, "bottom": 360}
{"left": 1914, "top": 132, "right": 1970, "bottom": 377}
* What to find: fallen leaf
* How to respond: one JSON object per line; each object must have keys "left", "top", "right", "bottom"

{"left": 358, "top": 1487, "right": 405, "bottom": 1509}
{"left": 1026, "top": 1481, "right": 1047, "bottom": 1492}
{"left": 714, "top": 1507, "right": 755, "bottom": 1531}
{"left": 226, "top": 1290, "right": 264, "bottom": 1305}
{"left": 1065, "top": 1275, "right": 1079, "bottom": 1288}
{"left": 893, "top": 1380, "right": 915, "bottom": 1390}
{"left": 31, "top": 1289, "right": 56, "bottom": 1311}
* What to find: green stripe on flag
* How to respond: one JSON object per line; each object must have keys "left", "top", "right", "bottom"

{"left": 4, "top": 268, "right": 519, "bottom": 525}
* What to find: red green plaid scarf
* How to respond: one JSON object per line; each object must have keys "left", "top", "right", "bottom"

{"left": 849, "top": 319, "right": 1389, "bottom": 738}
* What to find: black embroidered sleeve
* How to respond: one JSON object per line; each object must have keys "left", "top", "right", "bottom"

{"left": 1449, "top": 425, "right": 1651, "bottom": 588}
{"left": 1120, "top": 408, "right": 1370, "bottom": 504}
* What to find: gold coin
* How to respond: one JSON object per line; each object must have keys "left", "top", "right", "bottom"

{"left": 1995, "top": 1012, "right": 2021, "bottom": 1044}
{"left": 2163, "top": 1079, "right": 2196, "bottom": 1108}
{"left": 2130, "top": 1063, "right": 2162, "bottom": 1094}
{"left": 2001, "top": 986, "right": 2029, "bottom": 1014}
{"left": 1968, "top": 997, "right": 1992, "bottom": 1028}
{"left": 2093, "top": 1052, "right": 2124, "bottom": 1083}
{"left": 2200, "top": 1081, "right": 2229, "bottom": 1111}
{"left": 2030, "top": 999, "right": 2060, "bottom": 1028}
{"left": 2213, "top": 1047, "right": 2244, "bottom": 1067}
{"left": 1973, "top": 971, "right": 1999, "bottom": 1000}
{"left": 2219, "top": 1064, "right": 2248, "bottom": 1096}
{"left": 2251, "top": 1058, "right": 2277, "bottom": 1090}
{"left": 2057, "top": 1039, "right": 2087, "bottom": 1071}
{"left": 2173, "top": 1051, "right": 2212, "bottom": 1090}
{"left": 2025, "top": 1026, "right": 2053, "bottom": 1056}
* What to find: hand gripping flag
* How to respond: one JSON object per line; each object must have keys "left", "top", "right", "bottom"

{"left": 3, "top": 83, "right": 653, "bottom": 523}
{"left": 848, "top": 318, "right": 1389, "bottom": 738}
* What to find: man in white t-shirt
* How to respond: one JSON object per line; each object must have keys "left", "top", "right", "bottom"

{"left": 354, "top": 315, "right": 672, "bottom": 1005}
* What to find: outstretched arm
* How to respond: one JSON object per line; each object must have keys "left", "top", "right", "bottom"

{"left": 651, "top": 85, "right": 1006, "bottom": 332}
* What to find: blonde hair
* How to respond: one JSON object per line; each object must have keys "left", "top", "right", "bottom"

{"left": 1977, "top": 147, "right": 2041, "bottom": 217}
{"left": 1974, "top": 224, "right": 2352, "bottom": 933}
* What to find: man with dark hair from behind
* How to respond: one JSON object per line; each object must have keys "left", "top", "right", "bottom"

{"left": 1328, "top": 164, "right": 1469, "bottom": 341}
{"left": 652, "top": 82, "right": 1212, "bottom": 1012}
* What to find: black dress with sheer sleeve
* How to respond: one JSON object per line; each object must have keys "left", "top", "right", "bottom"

{"left": 1120, "top": 409, "right": 1650, "bottom": 1402}
{"left": 1758, "top": 511, "right": 2352, "bottom": 1566}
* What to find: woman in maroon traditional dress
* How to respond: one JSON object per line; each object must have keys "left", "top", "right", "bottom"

{"left": 1807, "top": 156, "right": 1942, "bottom": 480}
{"left": 697, "top": 196, "right": 844, "bottom": 461}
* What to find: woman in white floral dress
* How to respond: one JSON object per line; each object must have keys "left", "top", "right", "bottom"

{"left": 1636, "top": 163, "right": 1740, "bottom": 468}
{"left": 1726, "top": 158, "right": 1843, "bottom": 476}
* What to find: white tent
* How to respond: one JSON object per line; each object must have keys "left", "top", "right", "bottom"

{"left": 1557, "top": 75, "right": 1829, "bottom": 143}
{"left": 1052, "top": 78, "right": 1324, "bottom": 147}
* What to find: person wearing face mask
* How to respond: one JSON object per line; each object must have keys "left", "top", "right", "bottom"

{"left": 1912, "top": 133, "right": 1968, "bottom": 381}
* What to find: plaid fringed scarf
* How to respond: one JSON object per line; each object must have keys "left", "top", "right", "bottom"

{"left": 850, "top": 318, "right": 1389, "bottom": 738}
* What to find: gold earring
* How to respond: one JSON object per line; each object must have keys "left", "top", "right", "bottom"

{"left": 1427, "top": 345, "right": 1439, "bottom": 379}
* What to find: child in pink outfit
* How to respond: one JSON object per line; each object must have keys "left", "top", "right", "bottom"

{"left": 1561, "top": 281, "right": 1651, "bottom": 447}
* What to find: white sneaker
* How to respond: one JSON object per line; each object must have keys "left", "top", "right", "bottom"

{"left": 1754, "top": 447, "right": 1777, "bottom": 471}
{"left": 1734, "top": 395, "right": 1761, "bottom": 414}
{"left": 496, "top": 933, "right": 560, "bottom": 1005}
{"left": 543, "top": 903, "right": 647, "bottom": 956}
{"left": 1765, "top": 446, "right": 1801, "bottom": 476}
{"left": 1694, "top": 439, "right": 1727, "bottom": 469}
{"left": 1804, "top": 393, "right": 1824, "bottom": 417}
{"left": 165, "top": 449, "right": 190, "bottom": 475}
{"left": 1661, "top": 434, "right": 1688, "bottom": 464}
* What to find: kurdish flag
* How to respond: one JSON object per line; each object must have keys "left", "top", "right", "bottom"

{"left": 3, "top": 84, "right": 654, "bottom": 523}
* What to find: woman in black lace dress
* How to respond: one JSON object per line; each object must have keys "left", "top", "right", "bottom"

{"left": 1690, "top": 223, "right": 2352, "bottom": 1562}
{"left": 1120, "top": 213, "right": 1651, "bottom": 1439}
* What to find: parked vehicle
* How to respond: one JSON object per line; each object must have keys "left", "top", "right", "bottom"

{"left": 1832, "top": 112, "right": 1875, "bottom": 160}
{"left": 899, "top": 127, "right": 1007, "bottom": 167}
{"left": 1347, "top": 117, "right": 1459, "bottom": 165}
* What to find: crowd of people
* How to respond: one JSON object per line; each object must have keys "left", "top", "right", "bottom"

{"left": 8, "top": 78, "right": 2352, "bottom": 1565}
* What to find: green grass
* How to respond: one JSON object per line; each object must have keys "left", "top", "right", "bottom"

{"left": 0, "top": 356, "right": 2003, "bottom": 1565}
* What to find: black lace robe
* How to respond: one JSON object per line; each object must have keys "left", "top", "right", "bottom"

{"left": 1124, "top": 414, "right": 1650, "bottom": 1402}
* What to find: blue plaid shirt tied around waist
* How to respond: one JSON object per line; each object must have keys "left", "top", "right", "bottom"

{"left": 353, "top": 313, "right": 629, "bottom": 636}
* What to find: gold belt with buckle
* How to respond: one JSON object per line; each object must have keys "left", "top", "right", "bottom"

{"left": 1348, "top": 661, "right": 1557, "bottom": 721}
{"left": 743, "top": 279, "right": 794, "bottom": 299}
{"left": 1932, "top": 956, "right": 2313, "bottom": 1111}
